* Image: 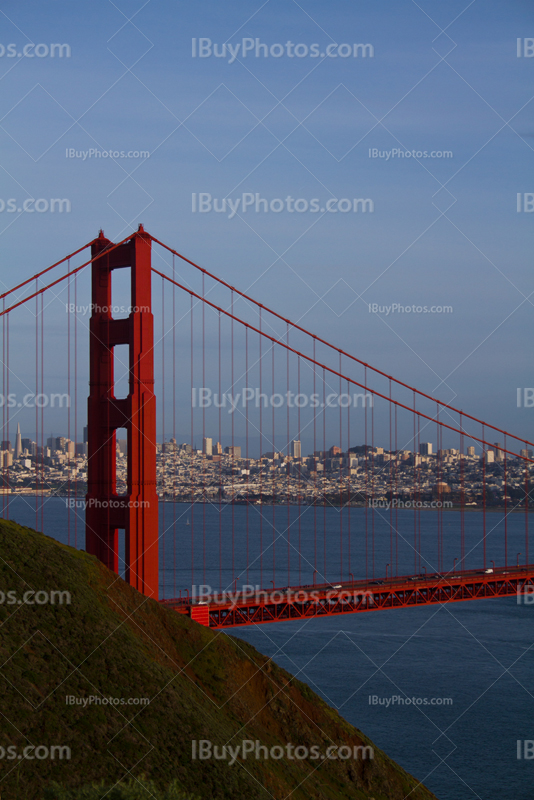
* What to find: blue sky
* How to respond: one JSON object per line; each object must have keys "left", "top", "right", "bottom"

{"left": 0, "top": 0, "right": 532, "bottom": 446}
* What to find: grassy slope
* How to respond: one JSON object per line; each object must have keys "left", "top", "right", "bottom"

{"left": 0, "top": 520, "right": 437, "bottom": 800}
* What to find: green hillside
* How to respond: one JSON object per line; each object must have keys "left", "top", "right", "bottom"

{"left": 0, "top": 520, "right": 437, "bottom": 800}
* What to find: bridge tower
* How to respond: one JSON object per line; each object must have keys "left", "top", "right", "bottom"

{"left": 86, "top": 225, "right": 159, "bottom": 598}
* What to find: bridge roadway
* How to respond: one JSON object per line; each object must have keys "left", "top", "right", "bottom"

{"left": 161, "top": 565, "right": 534, "bottom": 628}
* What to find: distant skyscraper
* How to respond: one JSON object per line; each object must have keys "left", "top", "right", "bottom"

{"left": 203, "top": 437, "right": 213, "bottom": 456}
{"left": 291, "top": 440, "right": 301, "bottom": 459}
{"left": 49, "top": 437, "right": 67, "bottom": 453}
{"left": 467, "top": 446, "right": 475, "bottom": 457}
{"left": 14, "top": 424, "right": 22, "bottom": 459}
{"left": 419, "top": 442, "right": 432, "bottom": 456}
{"left": 224, "top": 445, "right": 241, "bottom": 459}
{"left": 215, "top": 441, "right": 222, "bottom": 455}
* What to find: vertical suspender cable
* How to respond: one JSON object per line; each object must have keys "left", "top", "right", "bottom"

{"left": 259, "top": 308, "right": 263, "bottom": 589}
{"left": 313, "top": 340, "right": 317, "bottom": 582}
{"left": 218, "top": 310, "right": 222, "bottom": 593}
{"left": 74, "top": 271, "right": 78, "bottom": 549}
{"left": 525, "top": 441, "right": 529, "bottom": 566}
{"left": 395, "top": 404, "right": 398, "bottom": 575}
{"left": 161, "top": 278, "right": 165, "bottom": 595}
{"left": 388, "top": 378, "right": 395, "bottom": 575}
{"left": 364, "top": 366, "right": 368, "bottom": 582}
{"left": 202, "top": 274, "right": 205, "bottom": 588}
{"left": 482, "top": 423, "right": 486, "bottom": 570}
{"left": 172, "top": 256, "right": 176, "bottom": 597}
{"left": 371, "top": 396, "right": 375, "bottom": 579}
{"left": 323, "top": 367, "right": 326, "bottom": 580}
{"left": 246, "top": 325, "right": 249, "bottom": 586}
{"left": 415, "top": 393, "right": 418, "bottom": 575}
{"left": 460, "top": 412, "right": 465, "bottom": 569}
{"left": 417, "top": 414, "right": 421, "bottom": 572}
{"left": 2, "top": 296, "right": 6, "bottom": 520}
{"left": 339, "top": 353, "right": 342, "bottom": 581}
{"left": 347, "top": 377, "right": 351, "bottom": 582}
{"left": 286, "top": 323, "right": 290, "bottom": 585}
{"left": 35, "top": 284, "right": 38, "bottom": 530}
{"left": 41, "top": 292, "right": 44, "bottom": 533}
{"left": 231, "top": 290, "right": 235, "bottom": 588}
{"left": 67, "top": 273, "right": 71, "bottom": 545}
{"left": 272, "top": 340, "right": 276, "bottom": 586}
{"left": 190, "top": 294, "right": 194, "bottom": 588}
{"left": 5, "top": 311, "right": 9, "bottom": 521}
{"left": 504, "top": 433, "right": 508, "bottom": 569}
{"left": 297, "top": 356, "right": 301, "bottom": 586}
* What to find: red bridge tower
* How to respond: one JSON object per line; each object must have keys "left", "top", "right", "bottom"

{"left": 86, "top": 226, "right": 158, "bottom": 598}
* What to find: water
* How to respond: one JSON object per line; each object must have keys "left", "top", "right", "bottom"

{"left": 233, "top": 600, "right": 534, "bottom": 800}
{"left": 4, "top": 497, "right": 533, "bottom": 800}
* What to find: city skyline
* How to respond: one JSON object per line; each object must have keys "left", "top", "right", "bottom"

{"left": 2, "top": 423, "right": 531, "bottom": 460}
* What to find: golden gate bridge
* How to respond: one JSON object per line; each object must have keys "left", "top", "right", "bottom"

{"left": 0, "top": 225, "right": 532, "bottom": 627}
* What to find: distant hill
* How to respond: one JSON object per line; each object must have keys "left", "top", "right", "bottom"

{"left": 0, "top": 520, "right": 438, "bottom": 800}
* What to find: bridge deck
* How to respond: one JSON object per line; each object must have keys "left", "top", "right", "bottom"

{"left": 161, "top": 565, "right": 534, "bottom": 628}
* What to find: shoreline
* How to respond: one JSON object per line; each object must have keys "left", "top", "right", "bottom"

{"left": 8, "top": 493, "right": 532, "bottom": 513}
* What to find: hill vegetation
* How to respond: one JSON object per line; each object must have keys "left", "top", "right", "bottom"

{"left": 0, "top": 519, "right": 438, "bottom": 800}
